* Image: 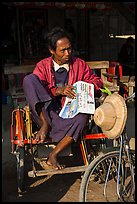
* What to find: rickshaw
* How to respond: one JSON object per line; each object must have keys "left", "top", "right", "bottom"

{"left": 10, "top": 90, "right": 114, "bottom": 196}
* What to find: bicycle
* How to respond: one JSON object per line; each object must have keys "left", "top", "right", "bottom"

{"left": 79, "top": 92, "right": 135, "bottom": 202}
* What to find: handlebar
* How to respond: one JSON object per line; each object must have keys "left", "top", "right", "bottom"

{"left": 126, "top": 92, "right": 135, "bottom": 102}
{"left": 97, "top": 90, "right": 135, "bottom": 106}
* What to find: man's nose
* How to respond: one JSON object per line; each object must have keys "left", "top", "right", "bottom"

{"left": 64, "top": 49, "right": 70, "bottom": 55}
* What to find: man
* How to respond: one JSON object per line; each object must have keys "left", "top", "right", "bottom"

{"left": 23, "top": 27, "right": 103, "bottom": 170}
{"left": 118, "top": 37, "right": 135, "bottom": 76}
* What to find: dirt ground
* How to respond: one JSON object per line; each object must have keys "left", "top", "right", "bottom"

{"left": 2, "top": 101, "right": 135, "bottom": 202}
{"left": 2, "top": 159, "right": 82, "bottom": 202}
{"left": 2, "top": 142, "right": 83, "bottom": 202}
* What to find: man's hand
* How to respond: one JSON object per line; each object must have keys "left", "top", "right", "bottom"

{"left": 56, "top": 85, "right": 76, "bottom": 99}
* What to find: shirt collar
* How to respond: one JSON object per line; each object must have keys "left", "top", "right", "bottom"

{"left": 52, "top": 60, "right": 69, "bottom": 72}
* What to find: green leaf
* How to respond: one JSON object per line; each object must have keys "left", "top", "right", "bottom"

{"left": 100, "top": 86, "right": 111, "bottom": 95}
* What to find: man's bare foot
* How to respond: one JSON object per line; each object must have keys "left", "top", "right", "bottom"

{"left": 46, "top": 155, "right": 65, "bottom": 170}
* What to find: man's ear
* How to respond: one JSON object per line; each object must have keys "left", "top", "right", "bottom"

{"left": 49, "top": 48, "right": 55, "bottom": 55}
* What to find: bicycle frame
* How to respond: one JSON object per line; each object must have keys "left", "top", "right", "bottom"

{"left": 117, "top": 131, "right": 135, "bottom": 201}
{"left": 79, "top": 92, "right": 135, "bottom": 202}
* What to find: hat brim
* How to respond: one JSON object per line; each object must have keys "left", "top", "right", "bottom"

{"left": 94, "top": 93, "right": 127, "bottom": 139}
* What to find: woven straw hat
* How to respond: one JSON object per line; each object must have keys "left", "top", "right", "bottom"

{"left": 94, "top": 93, "right": 127, "bottom": 139}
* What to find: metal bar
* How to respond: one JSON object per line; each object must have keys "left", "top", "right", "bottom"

{"left": 28, "top": 165, "right": 87, "bottom": 177}
{"left": 85, "top": 133, "right": 107, "bottom": 139}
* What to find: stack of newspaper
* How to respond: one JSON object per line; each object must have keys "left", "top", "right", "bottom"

{"left": 59, "top": 81, "right": 95, "bottom": 118}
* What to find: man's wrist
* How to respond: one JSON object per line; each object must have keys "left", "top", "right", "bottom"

{"left": 56, "top": 87, "right": 64, "bottom": 96}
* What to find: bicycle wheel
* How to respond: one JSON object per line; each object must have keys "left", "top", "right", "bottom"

{"left": 79, "top": 150, "right": 135, "bottom": 202}
{"left": 16, "top": 146, "right": 25, "bottom": 195}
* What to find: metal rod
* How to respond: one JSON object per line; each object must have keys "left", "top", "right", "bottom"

{"left": 28, "top": 165, "right": 87, "bottom": 177}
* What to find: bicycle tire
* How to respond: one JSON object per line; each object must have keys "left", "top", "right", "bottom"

{"left": 16, "top": 146, "right": 25, "bottom": 195}
{"left": 79, "top": 150, "right": 135, "bottom": 202}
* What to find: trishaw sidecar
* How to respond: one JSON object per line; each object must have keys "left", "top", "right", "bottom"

{"left": 10, "top": 104, "right": 111, "bottom": 196}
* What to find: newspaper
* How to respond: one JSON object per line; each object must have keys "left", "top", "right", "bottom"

{"left": 59, "top": 81, "right": 95, "bottom": 118}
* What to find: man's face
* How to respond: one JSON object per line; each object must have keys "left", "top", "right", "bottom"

{"left": 49, "top": 37, "right": 72, "bottom": 65}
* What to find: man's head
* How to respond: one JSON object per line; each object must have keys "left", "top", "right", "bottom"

{"left": 126, "top": 37, "right": 134, "bottom": 45}
{"left": 46, "top": 27, "right": 72, "bottom": 65}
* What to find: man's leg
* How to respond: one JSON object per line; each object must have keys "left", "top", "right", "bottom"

{"left": 23, "top": 74, "right": 52, "bottom": 141}
{"left": 35, "top": 111, "right": 50, "bottom": 142}
{"left": 46, "top": 135, "right": 73, "bottom": 170}
{"left": 44, "top": 113, "right": 88, "bottom": 169}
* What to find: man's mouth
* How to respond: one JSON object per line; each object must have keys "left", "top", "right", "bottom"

{"left": 64, "top": 57, "right": 69, "bottom": 61}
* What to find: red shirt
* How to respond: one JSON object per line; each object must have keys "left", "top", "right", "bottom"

{"left": 33, "top": 56, "right": 103, "bottom": 105}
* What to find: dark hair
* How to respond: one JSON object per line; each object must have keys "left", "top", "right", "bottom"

{"left": 46, "top": 26, "right": 72, "bottom": 51}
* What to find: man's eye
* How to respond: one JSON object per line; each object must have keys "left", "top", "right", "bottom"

{"left": 60, "top": 47, "right": 72, "bottom": 53}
